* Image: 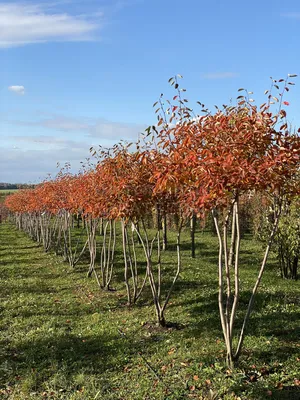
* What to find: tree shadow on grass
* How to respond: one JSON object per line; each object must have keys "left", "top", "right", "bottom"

{"left": 0, "top": 330, "right": 140, "bottom": 393}
{"left": 1, "top": 257, "right": 44, "bottom": 267}
{"left": 180, "top": 290, "right": 300, "bottom": 343}
{"left": 0, "top": 245, "right": 40, "bottom": 252}
{"left": 230, "top": 378, "right": 300, "bottom": 400}
{"left": 0, "top": 317, "right": 169, "bottom": 397}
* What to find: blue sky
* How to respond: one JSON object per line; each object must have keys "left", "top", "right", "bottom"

{"left": 1, "top": 0, "right": 300, "bottom": 183}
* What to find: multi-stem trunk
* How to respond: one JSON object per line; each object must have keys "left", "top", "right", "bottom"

{"left": 86, "top": 217, "right": 101, "bottom": 288}
{"left": 213, "top": 207, "right": 233, "bottom": 367}
{"left": 213, "top": 196, "right": 282, "bottom": 367}
{"left": 122, "top": 220, "right": 148, "bottom": 305}
{"left": 213, "top": 196, "right": 240, "bottom": 368}
{"left": 122, "top": 220, "right": 131, "bottom": 304}
{"left": 99, "top": 220, "right": 115, "bottom": 290}
{"left": 234, "top": 202, "right": 281, "bottom": 361}
{"left": 133, "top": 217, "right": 183, "bottom": 327}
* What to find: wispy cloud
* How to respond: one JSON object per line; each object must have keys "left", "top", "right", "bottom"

{"left": 9, "top": 115, "right": 146, "bottom": 140}
{"left": 280, "top": 12, "right": 300, "bottom": 19}
{"left": 8, "top": 85, "right": 25, "bottom": 95}
{"left": 0, "top": 146, "right": 89, "bottom": 183}
{"left": 0, "top": 2, "right": 103, "bottom": 48}
{"left": 6, "top": 135, "right": 87, "bottom": 149}
{"left": 202, "top": 72, "right": 238, "bottom": 80}
{"left": 26, "top": 116, "right": 90, "bottom": 132}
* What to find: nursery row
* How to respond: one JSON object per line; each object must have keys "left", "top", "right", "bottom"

{"left": 4, "top": 75, "right": 300, "bottom": 367}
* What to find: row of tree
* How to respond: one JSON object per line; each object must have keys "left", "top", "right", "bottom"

{"left": 4, "top": 75, "right": 300, "bottom": 367}
{"left": 0, "top": 183, "right": 36, "bottom": 190}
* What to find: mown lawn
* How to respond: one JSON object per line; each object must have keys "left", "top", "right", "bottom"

{"left": 0, "top": 222, "right": 299, "bottom": 399}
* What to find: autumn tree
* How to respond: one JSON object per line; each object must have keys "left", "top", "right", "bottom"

{"left": 151, "top": 74, "right": 300, "bottom": 365}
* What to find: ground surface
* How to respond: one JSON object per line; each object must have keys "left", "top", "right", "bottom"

{"left": 0, "top": 222, "right": 299, "bottom": 399}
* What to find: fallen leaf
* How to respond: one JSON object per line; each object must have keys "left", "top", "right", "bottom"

{"left": 180, "top": 362, "right": 188, "bottom": 367}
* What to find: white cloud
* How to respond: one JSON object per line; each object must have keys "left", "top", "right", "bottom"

{"left": 1, "top": 112, "right": 149, "bottom": 182}
{"left": 8, "top": 85, "right": 25, "bottom": 95}
{"left": 7, "top": 135, "right": 86, "bottom": 147}
{"left": 0, "top": 146, "right": 90, "bottom": 183}
{"left": 9, "top": 115, "right": 147, "bottom": 140}
{"left": 89, "top": 119, "right": 147, "bottom": 140}
{"left": 202, "top": 72, "right": 238, "bottom": 80}
{"left": 280, "top": 12, "right": 300, "bottom": 19}
{"left": 0, "top": 2, "right": 102, "bottom": 48}
{"left": 33, "top": 116, "right": 89, "bottom": 132}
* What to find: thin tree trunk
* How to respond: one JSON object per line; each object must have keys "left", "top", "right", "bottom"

{"left": 229, "top": 201, "right": 240, "bottom": 340}
{"left": 212, "top": 209, "right": 231, "bottom": 365}
{"left": 162, "top": 213, "right": 168, "bottom": 251}
{"left": 234, "top": 207, "right": 281, "bottom": 361}
{"left": 190, "top": 212, "right": 196, "bottom": 258}
{"left": 228, "top": 209, "right": 236, "bottom": 268}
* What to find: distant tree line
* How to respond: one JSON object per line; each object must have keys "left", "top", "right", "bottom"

{"left": 0, "top": 183, "right": 36, "bottom": 190}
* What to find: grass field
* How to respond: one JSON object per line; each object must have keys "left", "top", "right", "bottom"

{"left": 0, "top": 190, "right": 18, "bottom": 195}
{"left": 0, "top": 190, "right": 18, "bottom": 204}
{"left": 0, "top": 222, "right": 299, "bottom": 399}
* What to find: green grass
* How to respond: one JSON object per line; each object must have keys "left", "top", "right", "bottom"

{"left": 0, "top": 222, "right": 299, "bottom": 399}
{"left": 0, "top": 190, "right": 18, "bottom": 204}
{"left": 0, "top": 189, "right": 18, "bottom": 199}
{"left": 0, "top": 189, "right": 18, "bottom": 193}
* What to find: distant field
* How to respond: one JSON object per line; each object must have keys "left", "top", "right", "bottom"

{"left": 0, "top": 189, "right": 19, "bottom": 197}
{"left": 0, "top": 190, "right": 18, "bottom": 203}
{"left": 0, "top": 189, "right": 18, "bottom": 194}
